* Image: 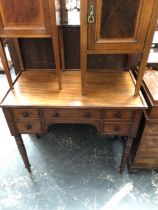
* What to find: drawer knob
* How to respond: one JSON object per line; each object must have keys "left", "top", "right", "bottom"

{"left": 84, "top": 112, "right": 91, "bottom": 118}
{"left": 53, "top": 112, "right": 60, "bottom": 118}
{"left": 114, "top": 126, "right": 120, "bottom": 132}
{"left": 115, "top": 112, "right": 121, "bottom": 119}
{"left": 23, "top": 112, "right": 29, "bottom": 117}
{"left": 26, "top": 124, "right": 32, "bottom": 130}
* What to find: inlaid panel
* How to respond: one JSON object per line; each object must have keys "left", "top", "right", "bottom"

{"left": 100, "top": 0, "right": 140, "bottom": 39}
{"left": 0, "top": 0, "right": 50, "bottom": 37}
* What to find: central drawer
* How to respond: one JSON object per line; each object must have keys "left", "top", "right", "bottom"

{"left": 43, "top": 109, "right": 100, "bottom": 119}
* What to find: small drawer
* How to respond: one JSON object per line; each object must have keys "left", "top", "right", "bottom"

{"left": 135, "top": 157, "right": 158, "bottom": 167}
{"left": 15, "top": 121, "right": 42, "bottom": 133}
{"left": 102, "top": 110, "right": 133, "bottom": 120}
{"left": 43, "top": 109, "right": 100, "bottom": 119}
{"left": 140, "top": 135, "right": 158, "bottom": 147}
{"left": 103, "top": 122, "right": 131, "bottom": 134}
{"left": 138, "top": 150, "right": 158, "bottom": 158}
{"left": 12, "top": 109, "right": 39, "bottom": 119}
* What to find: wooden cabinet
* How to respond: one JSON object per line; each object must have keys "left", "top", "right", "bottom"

{"left": 0, "top": 0, "right": 51, "bottom": 37}
{"left": 87, "top": 0, "right": 153, "bottom": 52}
{"left": 130, "top": 69, "right": 158, "bottom": 171}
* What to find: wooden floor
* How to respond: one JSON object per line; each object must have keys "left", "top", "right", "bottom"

{"left": 1, "top": 70, "right": 147, "bottom": 108}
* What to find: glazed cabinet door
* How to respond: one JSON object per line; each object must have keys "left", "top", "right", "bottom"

{"left": 0, "top": 0, "right": 51, "bottom": 37}
{"left": 87, "top": 0, "right": 154, "bottom": 52}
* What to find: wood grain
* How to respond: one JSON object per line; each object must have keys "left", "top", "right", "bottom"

{"left": 1, "top": 70, "right": 147, "bottom": 108}
{"left": 0, "top": 0, "right": 51, "bottom": 37}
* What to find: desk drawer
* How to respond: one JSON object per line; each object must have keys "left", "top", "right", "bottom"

{"left": 103, "top": 122, "right": 131, "bottom": 134}
{"left": 43, "top": 109, "right": 100, "bottom": 119}
{"left": 12, "top": 109, "right": 39, "bottom": 119}
{"left": 102, "top": 110, "right": 133, "bottom": 120}
{"left": 15, "top": 121, "right": 42, "bottom": 133}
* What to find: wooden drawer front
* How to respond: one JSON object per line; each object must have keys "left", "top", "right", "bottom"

{"left": 103, "top": 122, "right": 131, "bottom": 134}
{"left": 146, "top": 122, "right": 158, "bottom": 135}
{"left": 135, "top": 157, "right": 158, "bottom": 167}
{"left": 15, "top": 121, "right": 42, "bottom": 133}
{"left": 12, "top": 109, "right": 39, "bottom": 119}
{"left": 140, "top": 135, "right": 158, "bottom": 148}
{"left": 138, "top": 150, "right": 158, "bottom": 158}
{"left": 102, "top": 110, "right": 133, "bottom": 121}
{"left": 43, "top": 109, "right": 100, "bottom": 119}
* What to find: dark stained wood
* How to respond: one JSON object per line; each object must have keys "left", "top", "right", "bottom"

{"left": 19, "top": 38, "right": 55, "bottom": 69}
{"left": 100, "top": 0, "right": 140, "bottom": 39}
{"left": 87, "top": 54, "right": 128, "bottom": 69}
{"left": 8, "top": 27, "right": 130, "bottom": 70}
{"left": 120, "top": 137, "right": 134, "bottom": 173}
{"left": 63, "top": 26, "right": 80, "bottom": 69}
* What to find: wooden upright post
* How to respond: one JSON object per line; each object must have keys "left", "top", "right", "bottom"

{"left": 49, "top": 0, "right": 62, "bottom": 90}
{"left": 0, "top": 38, "right": 13, "bottom": 89}
{"left": 80, "top": 0, "right": 88, "bottom": 95}
{"left": 135, "top": 0, "right": 158, "bottom": 96}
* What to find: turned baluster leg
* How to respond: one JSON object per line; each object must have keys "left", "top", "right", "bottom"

{"left": 120, "top": 137, "right": 134, "bottom": 174}
{"left": 14, "top": 135, "right": 31, "bottom": 173}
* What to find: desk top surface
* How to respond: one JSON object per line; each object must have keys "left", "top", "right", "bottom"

{"left": 1, "top": 70, "right": 147, "bottom": 109}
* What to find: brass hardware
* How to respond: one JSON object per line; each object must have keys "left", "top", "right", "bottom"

{"left": 84, "top": 112, "right": 91, "bottom": 118}
{"left": 88, "top": 2, "right": 95, "bottom": 23}
{"left": 26, "top": 124, "right": 32, "bottom": 130}
{"left": 23, "top": 112, "right": 29, "bottom": 117}
{"left": 115, "top": 112, "right": 121, "bottom": 119}
{"left": 114, "top": 126, "right": 120, "bottom": 132}
{"left": 53, "top": 112, "right": 60, "bottom": 118}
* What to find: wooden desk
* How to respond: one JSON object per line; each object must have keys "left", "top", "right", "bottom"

{"left": 1, "top": 70, "right": 147, "bottom": 173}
